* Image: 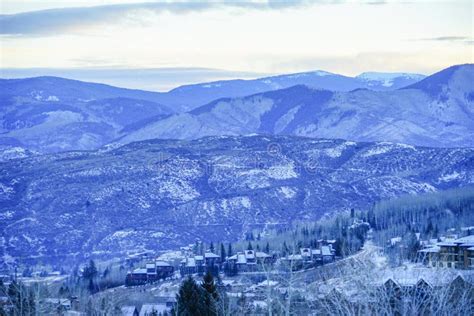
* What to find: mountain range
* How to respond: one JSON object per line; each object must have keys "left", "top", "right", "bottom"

{"left": 0, "top": 67, "right": 440, "bottom": 153}
{"left": 120, "top": 64, "right": 474, "bottom": 148}
{"left": 1, "top": 135, "right": 473, "bottom": 263}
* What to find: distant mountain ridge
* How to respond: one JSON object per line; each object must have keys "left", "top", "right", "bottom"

{"left": 2, "top": 65, "right": 473, "bottom": 153}
{"left": 1, "top": 135, "right": 472, "bottom": 262}
{"left": 166, "top": 69, "right": 425, "bottom": 110}
{"left": 0, "top": 77, "right": 174, "bottom": 152}
{"left": 120, "top": 64, "right": 474, "bottom": 148}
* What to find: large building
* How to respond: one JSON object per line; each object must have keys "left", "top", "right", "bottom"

{"left": 419, "top": 235, "right": 474, "bottom": 269}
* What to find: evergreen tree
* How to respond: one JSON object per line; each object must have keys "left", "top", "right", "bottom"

{"left": 265, "top": 242, "right": 270, "bottom": 254}
{"left": 406, "top": 231, "right": 421, "bottom": 261}
{"left": 282, "top": 241, "right": 289, "bottom": 256}
{"left": 83, "top": 259, "right": 98, "bottom": 280}
{"left": 88, "top": 278, "right": 97, "bottom": 294}
{"left": 0, "top": 279, "right": 5, "bottom": 296}
{"left": 199, "top": 242, "right": 204, "bottom": 255}
{"left": 227, "top": 243, "right": 233, "bottom": 257}
{"left": 209, "top": 242, "right": 215, "bottom": 253}
{"left": 176, "top": 277, "right": 207, "bottom": 315}
{"left": 220, "top": 243, "right": 226, "bottom": 263}
{"left": 202, "top": 271, "right": 219, "bottom": 301}
{"left": 247, "top": 242, "right": 253, "bottom": 251}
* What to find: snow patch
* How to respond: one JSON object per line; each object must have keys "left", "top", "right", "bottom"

{"left": 439, "top": 171, "right": 460, "bottom": 182}
{"left": 324, "top": 141, "right": 356, "bottom": 158}
{"left": 279, "top": 186, "right": 296, "bottom": 199}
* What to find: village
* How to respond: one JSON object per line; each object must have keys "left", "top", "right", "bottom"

{"left": 2, "top": 223, "right": 474, "bottom": 315}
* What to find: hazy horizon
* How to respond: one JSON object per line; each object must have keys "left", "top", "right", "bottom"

{"left": 0, "top": 63, "right": 457, "bottom": 92}
{"left": 1, "top": 0, "right": 472, "bottom": 81}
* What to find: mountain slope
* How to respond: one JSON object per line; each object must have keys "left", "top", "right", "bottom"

{"left": 121, "top": 64, "right": 474, "bottom": 148}
{"left": 0, "top": 77, "right": 174, "bottom": 152}
{"left": 1, "top": 135, "right": 473, "bottom": 263}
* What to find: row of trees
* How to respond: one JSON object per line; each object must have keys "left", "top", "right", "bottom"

{"left": 0, "top": 279, "right": 36, "bottom": 316}
{"left": 366, "top": 187, "right": 474, "bottom": 265}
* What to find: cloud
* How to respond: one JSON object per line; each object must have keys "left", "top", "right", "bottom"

{"left": 411, "top": 36, "right": 474, "bottom": 46}
{"left": 0, "top": 0, "right": 319, "bottom": 36}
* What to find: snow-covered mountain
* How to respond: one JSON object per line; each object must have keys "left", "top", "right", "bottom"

{"left": 1, "top": 135, "right": 473, "bottom": 262}
{"left": 356, "top": 72, "right": 426, "bottom": 88}
{"left": 0, "top": 69, "right": 426, "bottom": 153}
{"left": 121, "top": 64, "right": 474, "bottom": 148}
{"left": 165, "top": 70, "right": 425, "bottom": 110}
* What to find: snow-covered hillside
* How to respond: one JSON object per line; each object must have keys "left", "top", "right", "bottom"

{"left": 1, "top": 135, "right": 472, "bottom": 262}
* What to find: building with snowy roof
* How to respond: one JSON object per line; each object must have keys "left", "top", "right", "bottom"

{"left": 125, "top": 260, "right": 174, "bottom": 286}
{"left": 418, "top": 234, "right": 474, "bottom": 269}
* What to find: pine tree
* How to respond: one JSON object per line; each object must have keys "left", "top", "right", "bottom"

{"left": 227, "top": 243, "right": 233, "bottom": 257}
{"left": 247, "top": 242, "right": 253, "bottom": 251}
{"left": 265, "top": 242, "right": 270, "bottom": 254}
{"left": 194, "top": 241, "right": 199, "bottom": 255}
{"left": 83, "top": 259, "right": 98, "bottom": 280}
{"left": 220, "top": 243, "right": 226, "bottom": 263}
{"left": 176, "top": 277, "right": 207, "bottom": 315}
{"left": 88, "top": 278, "right": 97, "bottom": 294}
{"left": 201, "top": 271, "right": 219, "bottom": 315}
{"left": 282, "top": 241, "right": 289, "bottom": 256}
{"left": 202, "top": 271, "right": 219, "bottom": 301}
{"left": 209, "top": 242, "right": 215, "bottom": 253}
{"left": 0, "top": 279, "right": 5, "bottom": 296}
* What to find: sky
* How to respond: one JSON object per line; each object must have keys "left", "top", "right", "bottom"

{"left": 0, "top": 0, "right": 473, "bottom": 90}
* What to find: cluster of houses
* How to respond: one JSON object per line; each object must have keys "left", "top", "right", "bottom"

{"left": 179, "top": 242, "right": 336, "bottom": 276}
{"left": 284, "top": 245, "right": 336, "bottom": 269}
{"left": 418, "top": 235, "right": 474, "bottom": 269}
{"left": 125, "top": 240, "right": 338, "bottom": 286}
{"left": 179, "top": 250, "right": 277, "bottom": 275}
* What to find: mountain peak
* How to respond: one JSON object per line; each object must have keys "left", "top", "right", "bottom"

{"left": 402, "top": 63, "right": 474, "bottom": 95}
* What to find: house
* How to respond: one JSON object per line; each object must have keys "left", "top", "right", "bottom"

{"left": 126, "top": 260, "right": 174, "bottom": 286}
{"left": 255, "top": 251, "right": 274, "bottom": 264}
{"left": 204, "top": 252, "right": 221, "bottom": 266}
{"left": 179, "top": 257, "right": 197, "bottom": 275}
{"left": 121, "top": 306, "right": 139, "bottom": 316}
{"left": 154, "top": 261, "right": 174, "bottom": 278}
{"left": 225, "top": 250, "right": 273, "bottom": 273}
{"left": 321, "top": 246, "right": 335, "bottom": 263}
{"left": 126, "top": 268, "right": 148, "bottom": 286}
{"left": 180, "top": 252, "right": 219, "bottom": 275}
